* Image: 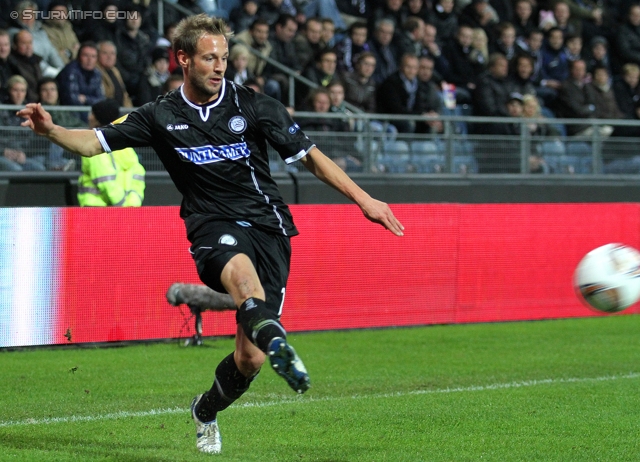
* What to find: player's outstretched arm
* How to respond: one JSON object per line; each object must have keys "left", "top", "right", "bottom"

{"left": 300, "top": 147, "right": 404, "bottom": 236}
{"left": 17, "top": 103, "right": 103, "bottom": 157}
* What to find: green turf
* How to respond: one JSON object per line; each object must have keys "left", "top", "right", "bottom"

{"left": 1, "top": 316, "right": 640, "bottom": 461}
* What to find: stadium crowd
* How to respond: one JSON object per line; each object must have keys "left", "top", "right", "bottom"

{"left": 1, "top": 0, "right": 640, "bottom": 172}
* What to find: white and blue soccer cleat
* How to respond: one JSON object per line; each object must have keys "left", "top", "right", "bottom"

{"left": 191, "top": 394, "right": 222, "bottom": 454}
{"left": 268, "top": 337, "right": 311, "bottom": 394}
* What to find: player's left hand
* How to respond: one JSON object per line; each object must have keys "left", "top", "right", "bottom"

{"left": 360, "top": 199, "right": 404, "bottom": 236}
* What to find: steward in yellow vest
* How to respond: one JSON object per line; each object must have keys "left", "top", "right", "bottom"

{"left": 78, "top": 99, "right": 145, "bottom": 206}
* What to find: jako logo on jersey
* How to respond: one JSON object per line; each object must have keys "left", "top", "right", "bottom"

{"left": 219, "top": 234, "right": 237, "bottom": 246}
{"left": 228, "top": 116, "right": 247, "bottom": 134}
{"left": 166, "top": 123, "right": 189, "bottom": 131}
{"left": 175, "top": 142, "right": 250, "bottom": 164}
{"left": 288, "top": 123, "right": 300, "bottom": 134}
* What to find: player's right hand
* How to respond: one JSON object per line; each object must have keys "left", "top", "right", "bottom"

{"left": 17, "top": 103, "right": 54, "bottom": 136}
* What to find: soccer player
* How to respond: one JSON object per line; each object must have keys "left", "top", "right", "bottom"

{"left": 18, "top": 14, "right": 404, "bottom": 455}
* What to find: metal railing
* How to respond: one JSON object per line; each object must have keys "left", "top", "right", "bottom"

{"left": 3, "top": 104, "right": 640, "bottom": 175}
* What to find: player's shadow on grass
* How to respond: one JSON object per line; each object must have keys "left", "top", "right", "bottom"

{"left": 0, "top": 431, "right": 182, "bottom": 462}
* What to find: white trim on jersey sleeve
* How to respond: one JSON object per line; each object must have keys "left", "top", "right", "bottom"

{"left": 94, "top": 128, "right": 111, "bottom": 153}
{"left": 285, "top": 144, "right": 316, "bottom": 164}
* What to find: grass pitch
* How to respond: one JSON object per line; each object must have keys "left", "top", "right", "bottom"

{"left": 1, "top": 315, "right": 640, "bottom": 461}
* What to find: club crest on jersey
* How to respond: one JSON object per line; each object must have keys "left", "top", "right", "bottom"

{"left": 289, "top": 123, "right": 300, "bottom": 134}
{"left": 228, "top": 116, "right": 247, "bottom": 134}
{"left": 219, "top": 234, "right": 237, "bottom": 246}
{"left": 166, "top": 123, "right": 189, "bottom": 131}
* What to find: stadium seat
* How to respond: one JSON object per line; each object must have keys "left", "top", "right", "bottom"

{"left": 409, "top": 141, "right": 442, "bottom": 173}
{"left": 378, "top": 140, "right": 411, "bottom": 173}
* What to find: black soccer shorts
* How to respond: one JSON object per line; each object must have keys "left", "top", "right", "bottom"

{"left": 189, "top": 220, "right": 291, "bottom": 318}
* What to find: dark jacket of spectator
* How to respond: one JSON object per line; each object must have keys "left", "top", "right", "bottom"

{"left": 342, "top": 70, "right": 377, "bottom": 113}
{"left": 431, "top": 7, "right": 458, "bottom": 43}
{"left": 474, "top": 71, "right": 511, "bottom": 117}
{"left": 616, "top": 20, "right": 640, "bottom": 65}
{"left": 441, "top": 38, "right": 481, "bottom": 88}
{"left": 555, "top": 79, "right": 594, "bottom": 135}
{"left": 541, "top": 42, "right": 569, "bottom": 83}
{"left": 377, "top": 71, "right": 440, "bottom": 119}
{"left": 7, "top": 50, "right": 42, "bottom": 102}
{"left": 367, "top": 37, "right": 399, "bottom": 84}
{"left": 613, "top": 77, "right": 640, "bottom": 119}
{"left": 585, "top": 81, "right": 624, "bottom": 120}
{"left": 114, "top": 26, "right": 152, "bottom": 103}
{"left": 56, "top": 60, "right": 105, "bottom": 106}
{"left": 265, "top": 37, "right": 301, "bottom": 76}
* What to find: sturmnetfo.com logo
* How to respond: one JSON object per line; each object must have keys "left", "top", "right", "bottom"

{"left": 11, "top": 8, "right": 140, "bottom": 20}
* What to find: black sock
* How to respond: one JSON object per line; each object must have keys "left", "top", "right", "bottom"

{"left": 195, "top": 353, "right": 257, "bottom": 422}
{"left": 236, "top": 297, "right": 287, "bottom": 352}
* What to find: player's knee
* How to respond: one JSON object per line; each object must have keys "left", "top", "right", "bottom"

{"left": 234, "top": 348, "right": 265, "bottom": 375}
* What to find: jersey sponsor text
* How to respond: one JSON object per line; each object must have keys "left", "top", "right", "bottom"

{"left": 175, "top": 142, "right": 251, "bottom": 164}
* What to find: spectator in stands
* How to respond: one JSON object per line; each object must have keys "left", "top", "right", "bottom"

{"left": 328, "top": 80, "right": 354, "bottom": 125}
{"left": 0, "top": 29, "right": 10, "bottom": 102}
{"left": 549, "top": 1, "right": 582, "bottom": 37}
{"left": 368, "top": 18, "right": 398, "bottom": 84}
{"left": 377, "top": 53, "right": 441, "bottom": 133}
{"left": 294, "top": 17, "right": 325, "bottom": 71}
{"left": 334, "top": 21, "right": 370, "bottom": 73}
{"left": 479, "top": 92, "right": 524, "bottom": 173}
{"left": 557, "top": 0, "right": 605, "bottom": 39}
{"left": 474, "top": 52, "right": 511, "bottom": 119}
{"left": 56, "top": 42, "right": 104, "bottom": 112}
{"left": 509, "top": 53, "right": 537, "bottom": 97}
{"left": 616, "top": 4, "right": 640, "bottom": 67}
{"left": 369, "top": 0, "right": 407, "bottom": 34}
{"left": 613, "top": 63, "right": 640, "bottom": 122}
{"left": 163, "top": 73, "right": 185, "bottom": 93}
{"left": 411, "top": 0, "right": 433, "bottom": 22}
{"left": 8, "top": 0, "right": 64, "bottom": 77}
{"left": 342, "top": 51, "right": 377, "bottom": 113}
{"left": 335, "top": 0, "right": 370, "bottom": 26}
{"left": 555, "top": 58, "right": 601, "bottom": 136}
{"left": 540, "top": 27, "right": 569, "bottom": 91}
{"left": 513, "top": 0, "right": 537, "bottom": 40}
{"left": 521, "top": 93, "right": 561, "bottom": 173}
{"left": 298, "top": 48, "right": 338, "bottom": 105}
{"left": 320, "top": 18, "right": 337, "bottom": 48}
{"left": 225, "top": 44, "right": 255, "bottom": 86}
{"left": 585, "top": 65, "right": 624, "bottom": 124}
{"left": 235, "top": 19, "right": 272, "bottom": 78}
{"left": 420, "top": 23, "right": 447, "bottom": 83}
{"left": 258, "top": 0, "right": 297, "bottom": 27}
{"left": 395, "top": 17, "right": 426, "bottom": 59}
{"left": 96, "top": 40, "right": 133, "bottom": 108}
{"left": 469, "top": 27, "right": 489, "bottom": 70}
{"left": 303, "top": 0, "right": 347, "bottom": 33}
{"left": 586, "top": 36, "right": 611, "bottom": 75}
{"left": 458, "top": 0, "right": 497, "bottom": 37}
{"left": 265, "top": 14, "right": 301, "bottom": 104}
{"left": 491, "top": 22, "right": 517, "bottom": 60}
{"left": 416, "top": 55, "right": 443, "bottom": 134}
{"left": 114, "top": 6, "right": 152, "bottom": 106}
{"left": 442, "top": 24, "right": 481, "bottom": 104}
{"left": 0, "top": 74, "right": 46, "bottom": 171}
{"left": 7, "top": 30, "right": 43, "bottom": 102}
{"left": 564, "top": 33, "right": 583, "bottom": 63}
{"left": 229, "top": 0, "right": 259, "bottom": 33}
{"left": 297, "top": 87, "right": 361, "bottom": 172}
{"left": 78, "top": 99, "right": 145, "bottom": 206}
{"left": 138, "top": 47, "right": 171, "bottom": 105}
{"left": 82, "top": 1, "right": 120, "bottom": 43}
{"left": 42, "top": 0, "right": 80, "bottom": 65}
{"left": 431, "top": 0, "right": 458, "bottom": 43}
{"left": 37, "top": 77, "right": 81, "bottom": 170}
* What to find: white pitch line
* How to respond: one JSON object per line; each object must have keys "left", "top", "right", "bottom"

{"left": 1, "top": 372, "right": 638, "bottom": 429}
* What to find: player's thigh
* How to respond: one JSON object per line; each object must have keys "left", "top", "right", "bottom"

{"left": 220, "top": 253, "right": 265, "bottom": 305}
{"left": 190, "top": 222, "right": 257, "bottom": 294}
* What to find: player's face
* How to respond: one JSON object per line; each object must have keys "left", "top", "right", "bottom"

{"left": 183, "top": 34, "right": 228, "bottom": 102}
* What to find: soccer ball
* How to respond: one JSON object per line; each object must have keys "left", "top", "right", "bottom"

{"left": 574, "top": 243, "right": 640, "bottom": 313}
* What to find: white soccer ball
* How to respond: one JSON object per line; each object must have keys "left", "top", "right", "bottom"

{"left": 574, "top": 243, "right": 640, "bottom": 313}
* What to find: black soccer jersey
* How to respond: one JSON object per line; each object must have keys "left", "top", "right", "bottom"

{"left": 95, "top": 79, "right": 315, "bottom": 237}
